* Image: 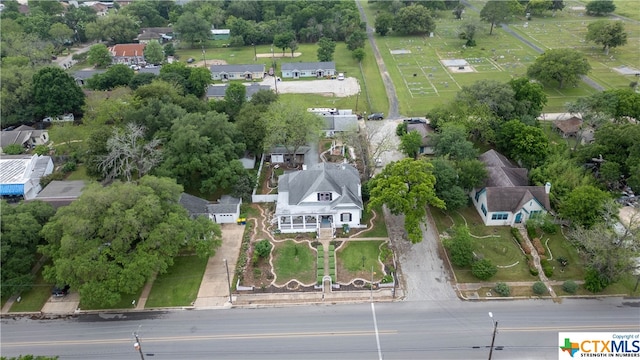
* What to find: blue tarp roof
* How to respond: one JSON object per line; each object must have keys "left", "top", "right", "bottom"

{"left": 0, "top": 183, "right": 24, "bottom": 196}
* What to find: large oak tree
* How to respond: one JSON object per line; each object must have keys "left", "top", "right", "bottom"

{"left": 527, "top": 49, "right": 591, "bottom": 88}
{"left": 39, "top": 176, "right": 221, "bottom": 308}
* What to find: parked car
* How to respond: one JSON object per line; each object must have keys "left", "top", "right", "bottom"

{"left": 52, "top": 285, "right": 70, "bottom": 297}
{"left": 404, "top": 118, "right": 426, "bottom": 124}
{"left": 337, "top": 73, "right": 345, "bottom": 81}
{"left": 186, "top": 58, "right": 195, "bottom": 63}
{"left": 367, "top": 113, "right": 384, "bottom": 120}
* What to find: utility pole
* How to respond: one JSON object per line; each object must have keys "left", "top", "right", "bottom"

{"left": 202, "top": 45, "right": 207, "bottom": 67}
{"left": 370, "top": 265, "right": 374, "bottom": 302}
{"left": 224, "top": 258, "right": 232, "bottom": 304}
{"left": 133, "top": 326, "right": 145, "bottom": 360}
{"left": 488, "top": 312, "right": 498, "bottom": 360}
{"left": 271, "top": 45, "right": 278, "bottom": 94}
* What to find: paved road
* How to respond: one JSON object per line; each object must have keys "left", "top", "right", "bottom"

{"left": 53, "top": 43, "right": 95, "bottom": 69}
{"left": 2, "top": 298, "right": 638, "bottom": 359}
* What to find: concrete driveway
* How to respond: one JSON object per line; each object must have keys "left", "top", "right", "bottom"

{"left": 193, "top": 224, "right": 245, "bottom": 308}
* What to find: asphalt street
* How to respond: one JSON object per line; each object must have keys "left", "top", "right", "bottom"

{"left": 2, "top": 298, "right": 638, "bottom": 359}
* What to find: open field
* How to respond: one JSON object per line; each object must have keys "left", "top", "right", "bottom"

{"left": 364, "top": 1, "right": 639, "bottom": 115}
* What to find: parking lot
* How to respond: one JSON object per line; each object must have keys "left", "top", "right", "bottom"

{"left": 257, "top": 76, "right": 360, "bottom": 97}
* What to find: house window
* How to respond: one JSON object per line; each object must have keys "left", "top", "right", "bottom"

{"left": 317, "top": 192, "right": 332, "bottom": 201}
{"left": 491, "top": 213, "right": 509, "bottom": 220}
{"left": 340, "top": 213, "right": 352, "bottom": 222}
{"left": 475, "top": 190, "right": 482, "bottom": 202}
{"left": 530, "top": 210, "right": 542, "bottom": 218}
{"left": 480, "top": 204, "right": 487, "bottom": 216}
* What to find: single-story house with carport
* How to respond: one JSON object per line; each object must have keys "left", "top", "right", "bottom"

{"left": 281, "top": 62, "right": 336, "bottom": 79}
{"left": 136, "top": 27, "right": 173, "bottom": 44}
{"left": 206, "top": 83, "right": 272, "bottom": 100}
{"left": 268, "top": 146, "right": 310, "bottom": 165}
{"left": 309, "top": 109, "right": 358, "bottom": 137}
{"left": 470, "top": 149, "right": 551, "bottom": 226}
{"left": 207, "top": 195, "right": 242, "bottom": 224}
{"left": 32, "top": 180, "right": 86, "bottom": 208}
{"left": 275, "top": 162, "right": 364, "bottom": 233}
{"left": 0, "top": 154, "right": 54, "bottom": 200}
{"left": 552, "top": 116, "right": 582, "bottom": 138}
{"left": 1, "top": 125, "right": 49, "bottom": 153}
{"left": 210, "top": 64, "right": 265, "bottom": 81}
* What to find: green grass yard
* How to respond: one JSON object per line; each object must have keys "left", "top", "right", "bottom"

{"left": 145, "top": 255, "right": 208, "bottom": 308}
{"left": 353, "top": 205, "right": 389, "bottom": 238}
{"left": 9, "top": 271, "right": 53, "bottom": 313}
{"left": 336, "top": 241, "right": 384, "bottom": 282}
{"left": 272, "top": 241, "right": 316, "bottom": 285}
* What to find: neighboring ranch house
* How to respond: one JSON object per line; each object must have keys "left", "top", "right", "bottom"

{"left": 281, "top": 62, "right": 336, "bottom": 79}
{"left": 1, "top": 125, "right": 49, "bottom": 153}
{"left": 308, "top": 108, "right": 358, "bottom": 137}
{"left": 268, "top": 146, "right": 310, "bottom": 165}
{"left": 73, "top": 70, "right": 106, "bottom": 86}
{"left": 210, "top": 64, "right": 265, "bottom": 81}
{"left": 275, "top": 162, "right": 364, "bottom": 234}
{"left": 206, "top": 83, "right": 272, "bottom": 100}
{"left": 0, "top": 154, "right": 54, "bottom": 200}
{"left": 136, "top": 27, "right": 173, "bottom": 44}
{"left": 110, "top": 43, "right": 146, "bottom": 65}
{"left": 470, "top": 150, "right": 551, "bottom": 226}
{"left": 179, "top": 193, "right": 241, "bottom": 224}
{"left": 210, "top": 29, "right": 230, "bottom": 40}
{"left": 406, "top": 123, "right": 435, "bottom": 155}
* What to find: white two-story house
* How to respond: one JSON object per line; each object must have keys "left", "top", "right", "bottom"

{"left": 275, "top": 162, "right": 364, "bottom": 234}
{"left": 471, "top": 150, "right": 551, "bottom": 226}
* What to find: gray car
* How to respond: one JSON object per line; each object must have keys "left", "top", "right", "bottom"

{"left": 367, "top": 112, "right": 384, "bottom": 120}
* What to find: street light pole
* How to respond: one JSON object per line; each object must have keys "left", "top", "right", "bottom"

{"left": 133, "top": 327, "right": 145, "bottom": 360}
{"left": 488, "top": 312, "right": 498, "bottom": 360}
{"left": 271, "top": 46, "right": 278, "bottom": 94}
{"left": 370, "top": 265, "right": 374, "bottom": 302}
{"left": 224, "top": 258, "right": 232, "bottom": 304}
{"left": 253, "top": 43, "right": 256, "bottom": 61}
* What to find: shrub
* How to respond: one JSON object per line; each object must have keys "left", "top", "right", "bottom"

{"left": 382, "top": 274, "right": 394, "bottom": 283}
{"left": 255, "top": 239, "right": 273, "bottom": 258}
{"left": 471, "top": 259, "right": 497, "bottom": 280}
{"left": 34, "top": 144, "right": 50, "bottom": 155}
{"left": 396, "top": 122, "right": 408, "bottom": 136}
{"left": 541, "top": 220, "right": 558, "bottom": 234}
{"left": 541, "top": 259, "right": 554, "bottom": 277}
{"left": 529, "top": 268, "right": 539, "bottom": 276}
{"left": 494, "top": 282, "right": 511, "bottom": 297}
{"left": 443, "top": 226, "right": 474, "bottom": 267}
{"left": 562, "top": 280, "right": 579, "bottom": 294}
{"left": 532, "top": 281, "right": 547, "bottom": 295}
{"left": 526, "top": 223, "right": 538, "bottom": 240}
{"left": 3, "top": 144, "right": 24, "bottom": 155}
{"left": 72, "top": 52, "right": 88, "bottom": 61}
{"left": 61, "top": 161, "right": 77, "bottom": 173}
{"left": 584, "top": 268, "right": 609, "bottom": 293}
{"left": 380, "top": 243, "right": 392, "bottom": 263}
{"left": 40, "top": 171, "right": 65, "bottom": 187}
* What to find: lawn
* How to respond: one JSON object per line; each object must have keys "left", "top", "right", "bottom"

{"left": 9, "top": 271, "right": 53, "bottom": 313}
{"left": 542, "top": 230, "right": 585, "bottom": 281}
{"left": 272, "top": 240, "right": 316, "bottom": 285}
{"left": 336, "top": 241, "right": 385, "bottom": 282}
{"left": 81, "top": 287, "right": 144, "bottom": 310}
{"left": 353, "top": 205, "right": 388, "bottom": 238}
{"left": 65, "top": 164, "right": 92, "bottom": 181}
{"left": 553, "top": 273, "right": 639, "bottom": 297}
{"left": 145, "top": 255, "right": 208, "bottom": 308}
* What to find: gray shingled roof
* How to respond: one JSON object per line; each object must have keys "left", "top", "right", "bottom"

{"left": 207, "top": 195, "right": 241, "bottom": 214}
{"left": 210, "top": 64, "right": 265, "bottom": 73}
{"left": 279, "top": 163, "right": 362, "bottom": 208}
{"left": 138, "top": 67, "right": 161, "bottom": 75}
{"left": 34, "top": 180, "right": 85, "bottom": 208}
{"left": 407, "top": 123, "right": 435, "bottom": 146}
{"left": 73, "top": 70, "right": 106, "bottom": 80}
{"left": 553, "top": 116, "right": 582, "bottom": 135}
{"left": 206, "top": 83, "right": 272, "bottom": 98}
{"left": 479, "top": 149, "right": 528, "bottom": 187}
{"left": 281, "top": 62, "right": 335, "bottom": 71}
{"left": 179, "top": 193, "right": 210, "bottom": 218}
{"left": 485, "top": 187, "right": 551, "bottom": 212}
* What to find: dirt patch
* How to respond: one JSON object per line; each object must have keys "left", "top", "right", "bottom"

{"left": 187, "top": 59, "right": 227, "bottom": 68}
{"left": 256, "top": 52, "right": 301, "bottom": 58}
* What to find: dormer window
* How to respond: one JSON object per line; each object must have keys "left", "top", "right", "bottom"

{"left": 317, "top": 192, "right": 332, "bottom": 201}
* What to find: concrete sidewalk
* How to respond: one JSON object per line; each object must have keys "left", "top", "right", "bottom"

{"left": 193, "top": 224, "right": 245, "bottom": 308}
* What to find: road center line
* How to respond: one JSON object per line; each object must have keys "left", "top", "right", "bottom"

{"left": 371, "top": 302, "right": 383, "bottom": 360}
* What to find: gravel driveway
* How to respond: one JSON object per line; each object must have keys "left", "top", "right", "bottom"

{"left": 257, "top": 76, "right": 360, "bottom": 97}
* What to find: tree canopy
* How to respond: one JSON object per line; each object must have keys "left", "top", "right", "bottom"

{"left": 585, "top": 0, "right": 616, "bottom": 16}
{"left": 586, "top": 20, "right": 628, "bottom": 55}
{"left": 527, "top": 49, "right": 591, "bottom": 88}
{"left": 87, "top": 44, "right": 112, "bottom": 68}
{"left": 32, "top": 67, "right": 85, "bottom": 118}
{"left": 262, "top": 101, "right": 324, "bottom": 166}
{"left": 317, "top": 37, "right": 336, "bottom": 62}
{"left": 480, "top": 0, "right": 523, "bottom": 35}
{"left": 1, "top": 201, "right": 55, "bottom": 298}
{"left": 496, "top": 120, "right": 549, "bottom": 168}
{"left": 560, "top": 185, "right": 611, "bottom": 228}
{"left": 174, "top": 12, "right": 209, "bottom": 47}
{"left": 40, "top": 176, "right": 221, "bottom": 308}
{"left": 144, "top": 40, "right": 165, "bottom": 65}
{"left": 393, "top": 4, "right": 436, "bottom": 35}
{"left": 368, "top": 158, "right": 445, "bottom": 244}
